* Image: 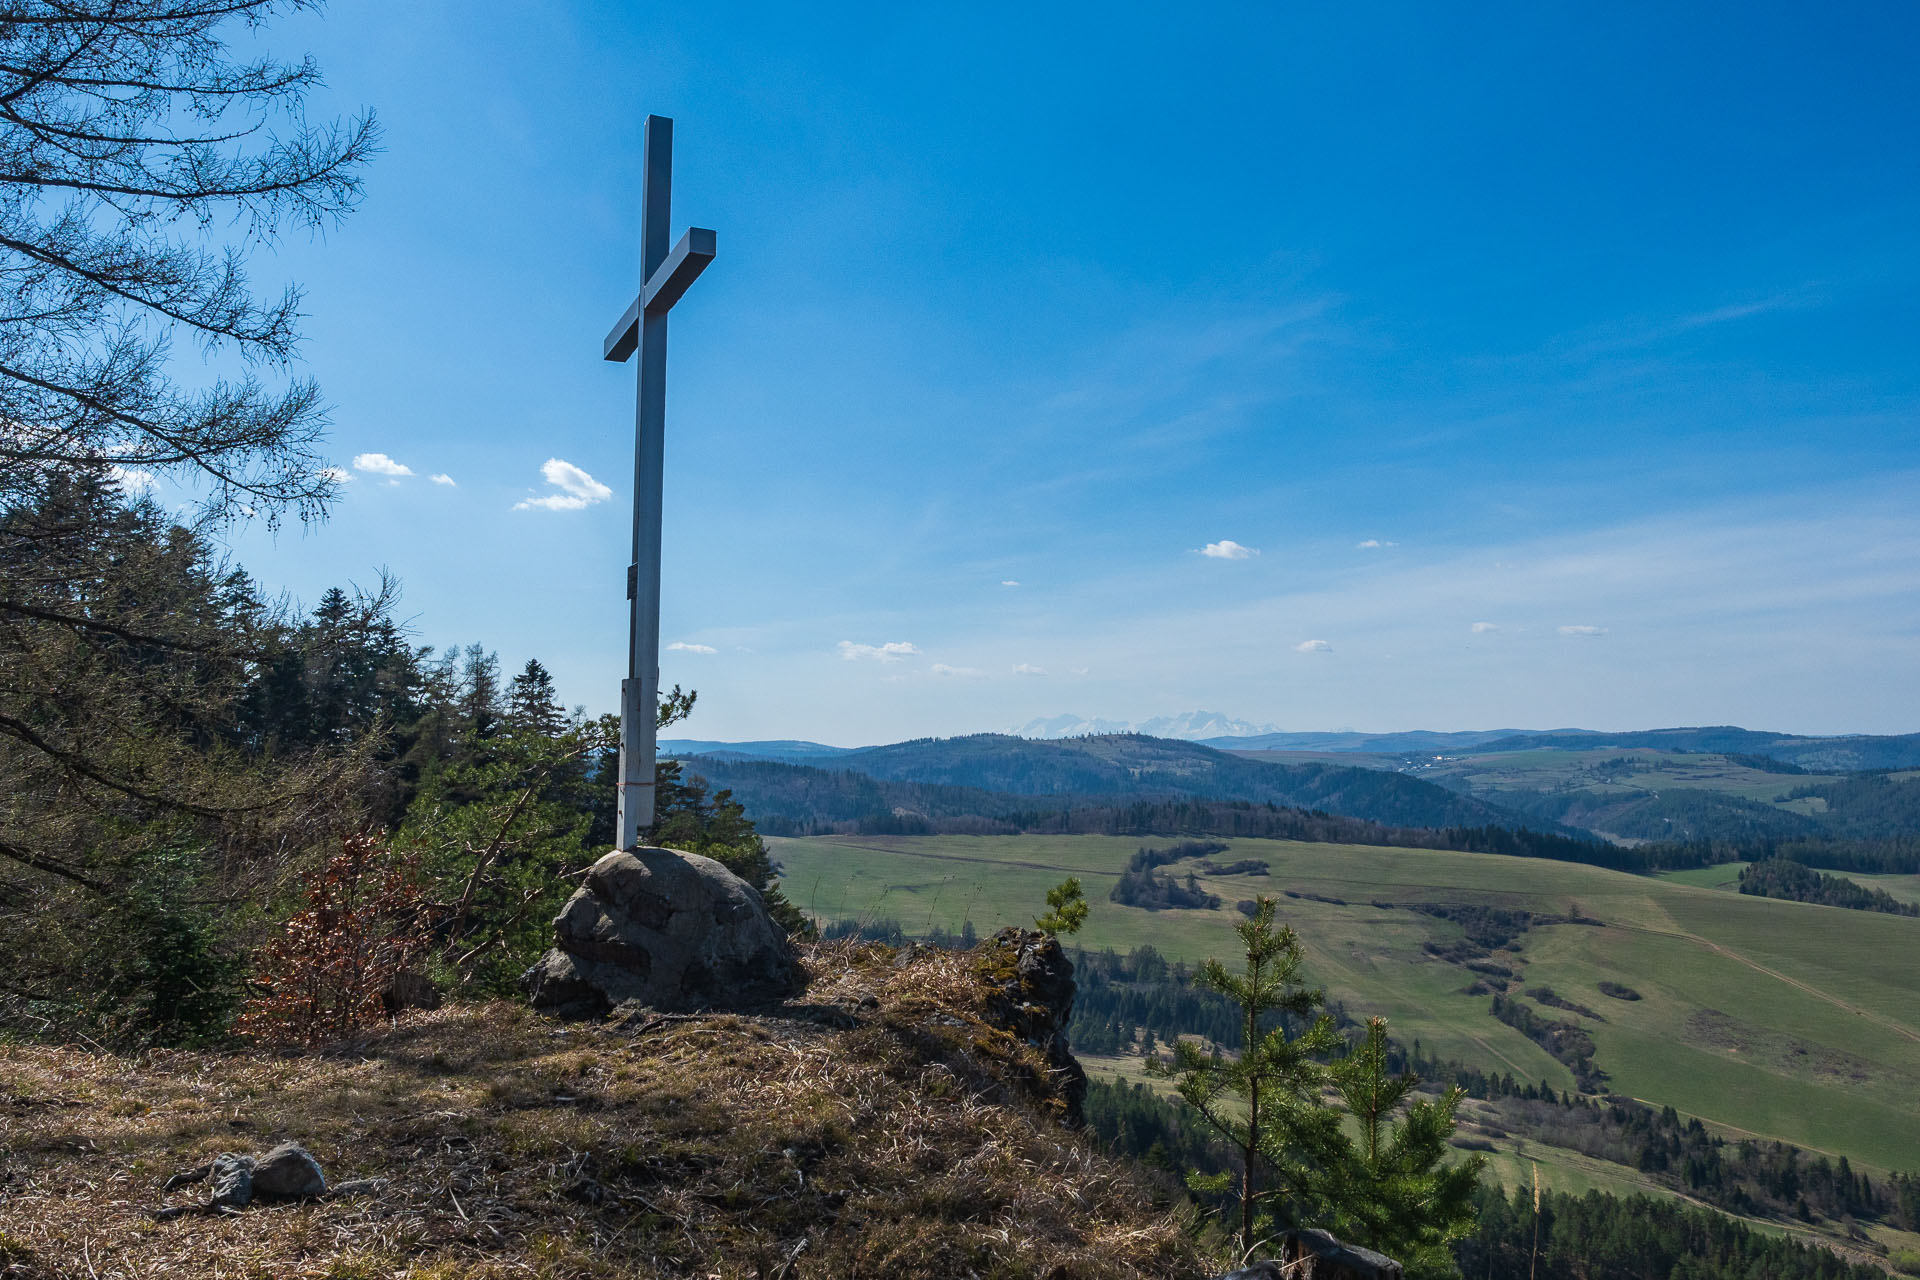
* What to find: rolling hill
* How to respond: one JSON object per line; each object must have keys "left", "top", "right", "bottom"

{"left": 680, "top": 733, "right": 1571, "bottom": 834}
{"left": 771, "top": 832, "right": 1920, "bottom": 1195}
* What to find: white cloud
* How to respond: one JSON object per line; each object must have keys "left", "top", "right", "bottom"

{"left": 318, "top": 466, "right": 351, "bottom": 483}
{"left": 1294, "top": 639, "right": 1332, "bottom": 653}
{"left": 353, "top": 452, "right": 413, "bottom": 477}
{"left": 1471, "top": 622, "right": 1500, "bottom": 634}
{"left": 107, "top": 465, "right": 156, "bottom": 492}
{"left": 1357, "top": 539, "right": 1399, "bottom": 549}
{"left": 931, "top": 663, "right": 985, "bottom": 678}
{"left": 838, "top": 640, "right": 919, "bottom": 662}
{"left": 1013, "top": 663, "right": 1047, "bottom": 676}
{"left": 667, "top": 641, "right": 717, "bottom": 654}
{"left": 516, "top": 458, "right": 613, "bottom": 511}
{"left": 1001, "top": 580, "right": 1021, "bottom": 587}
{"left": 1558, "top": 625, "right": 1608, "bottom": 638}
{"left": 1200, "top": 540, "right": 1259, "bottom": 560}
{"left": 431, "top": 473, "right": 456, "bottom": 486}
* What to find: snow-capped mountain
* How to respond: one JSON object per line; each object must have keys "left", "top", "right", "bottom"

{"left": 1014, "top": 711, "right": 1282, "bottom": 741}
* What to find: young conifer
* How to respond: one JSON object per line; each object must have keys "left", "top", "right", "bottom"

{"left": 1167, "top": 895, "right": 1343, "bottom": 1258}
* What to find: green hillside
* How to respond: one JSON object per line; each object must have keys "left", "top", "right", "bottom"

{"left": 1408, "top": 747, "right": 1920, "bottom": 847}
{"left": 693, "top": 733, "right": 1550, "bottom": 830}
{"left": 772, "top": 834, "right": 1920, "bottom": 1176}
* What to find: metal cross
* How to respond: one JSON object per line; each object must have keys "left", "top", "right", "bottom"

{"left": 603, "top": 114, "right": 715, "bottom": 848}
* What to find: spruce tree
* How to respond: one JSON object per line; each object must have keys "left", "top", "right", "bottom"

{"left": 1326, "top": 1017, "right": 1485, "bottom": 1279}
{"left": 1168, "top": 895, "right": 1343, "bottom": 1257}
{"left": 507, "top": 658, "right": 566, "bottom": 737}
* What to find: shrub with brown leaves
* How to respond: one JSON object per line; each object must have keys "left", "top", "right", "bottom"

{"left": 237, "top": 835, "right": 429, "bottom": 1046}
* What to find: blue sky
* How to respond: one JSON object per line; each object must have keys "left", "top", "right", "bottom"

{"left": 211, "top": 1, "right": 1918, "bottom": 744}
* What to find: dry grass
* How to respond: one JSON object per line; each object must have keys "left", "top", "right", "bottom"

{"left": 0, "top": 941, "right": 1215, "bottom": 1279}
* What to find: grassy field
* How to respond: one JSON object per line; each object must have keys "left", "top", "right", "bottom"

{"left": 1657, "top": 862, "right": 1749, "bottom": 890}
{"left": 772, "top": 834, "right": 1920, "bottom": 1177}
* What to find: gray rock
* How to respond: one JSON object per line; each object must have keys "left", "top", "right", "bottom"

{"left": 156, "top": 1144, "right": 351, "bottom": 1220}
{"left": 524, "top": 847, "right": 805, "bottom": 1016}
{"left": 250, "top": 1142, "right": 327, "bottom": 1199}
{"left": 207, "top": 1153, "right": 254, "bottom": 1209}
{"left": 1216, "top": 1229, "right": 1403, "bottom": 1280}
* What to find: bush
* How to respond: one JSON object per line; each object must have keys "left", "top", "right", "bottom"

{"left": 238, "top": 835, "right": 429, "bottom": 1046}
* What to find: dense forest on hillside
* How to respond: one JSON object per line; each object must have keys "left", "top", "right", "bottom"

{"left": 1460, "top": 1187, "right": 1888, "bottom": 1280}
{"left": 1786, "top": 773, "right": 1920, "bottom": 838}
{"left": 1738, "top": 857, "right": 1919, "bottom": 915}
{"left": 1471, "top": 728, "right": 1920, "bottom": 771}
{"left": 1492, "top": 770, "right": 1920, "bottom": 846}
{"left": 1509, "top": 786, "right": 1823, "bottom": 842}
{"left": 682, "top": 734, "right": 1550, "bottom": 830}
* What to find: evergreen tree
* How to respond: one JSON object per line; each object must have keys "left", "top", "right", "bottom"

{"left": 507, "top": 658, "right": 566, "bottom": 737}
{"left": 458, "top": 644, "right": 504, "bottom": 742}
{"left": 1167, "top": 895, "right": 1343, "bottom": 1257}
{"left": 400, "top": 720, "right": 603, "bottom": 995}
{"left": 1326, "top": 1018, "right": 1485, "bottom": 1279}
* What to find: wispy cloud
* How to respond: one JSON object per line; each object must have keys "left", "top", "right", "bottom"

{"left": 838, "top": 640, "right": 918, "bottom": 662}
{"left": 1200, "top": 540, "right": 1259, "bottom": 560}
{"left": 1001, "top": 580, "right": 1021, "bottom": 587}
{"left": 1013, "top": 663, "right": 1047, "bottom": 676}
{"left": 1558, "top": 625, "right": 1608, "bottom": 638}
{"left": 1357, "top": 539, "right": 1398, "bottom": 549}
{"left": 353, "top": 452, "right": 413, "bottom": 478}
{"left": 931, "top": 663, "right": 985, "bottom": 678}
{"left": 1471, "top": 622, "right": 1500, "bottom": 634}
{"left": 430, "top": 473, "right": 456, "bottom": 487}
{"left": 1294, "top": 639, "right": 1332, "bottom": 653}
{"left": 516, "top": 458, "right": 613, "bottom": 511}
{"left": 667, "top": 641, "right": 717, "bottom": 654}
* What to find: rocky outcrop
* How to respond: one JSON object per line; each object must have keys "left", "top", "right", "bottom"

{"left": 1217, "top": 1230, "right": 1403, "bottom": 1280}
{"left": 523, "top": 846, "right": 804, "bottom": 1017}
{"left": 980, "top": 927, "right": 1088, "bottom": 1125}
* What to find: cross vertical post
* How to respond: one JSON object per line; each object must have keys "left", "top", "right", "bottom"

{"left": 604, "top": 114, "right": 715, "bottom": 849}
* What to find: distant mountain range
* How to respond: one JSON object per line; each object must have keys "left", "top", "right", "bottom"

{"left": 1014, "top": 711, "right": 1282, "bottom": 741}
{"left": 1203, "top": 728, "right": 1554, "bottom": 753}
{"left": 659, "top": 739, "right": 858, "bottom": 763}
{"left": 674, "top": 732, "right": 1571, "bottom": 836}
{"left": 665, "top": 724, "right": 1920, "bottom": 771}
{"left": 1207, "top": 726, "right": 1920, "bottom": 771}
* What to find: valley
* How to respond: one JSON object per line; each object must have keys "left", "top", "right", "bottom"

{"left": 773, "top": 832, "right": 1920, "bottom": 1258}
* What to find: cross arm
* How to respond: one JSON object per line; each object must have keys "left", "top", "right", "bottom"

{"left": 603, "top": 227, "right": 718, "bottom": 362}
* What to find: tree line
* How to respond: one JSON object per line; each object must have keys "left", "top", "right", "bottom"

{"left": 1, "top": 475, "right": 794, "bottom": 1044}
{"left": 1738, "top": 857, "right": 1918, "bottom": 915}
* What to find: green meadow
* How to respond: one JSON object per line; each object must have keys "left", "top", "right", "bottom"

{"left": 772, "top": 834, "right": 1920, "bottom": 1176}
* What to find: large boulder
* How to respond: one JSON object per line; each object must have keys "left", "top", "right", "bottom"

{"left": 524, "top": 847, "right": 805, "bottom": 1016}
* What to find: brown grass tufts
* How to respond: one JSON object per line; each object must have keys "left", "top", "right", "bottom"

{"left": 0, "top": 940, "right": 1214, "bottom": 1278}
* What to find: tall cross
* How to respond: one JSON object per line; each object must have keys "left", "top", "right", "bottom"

{"left": 603, "top": 114, "right": 715, "bottom": 848}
